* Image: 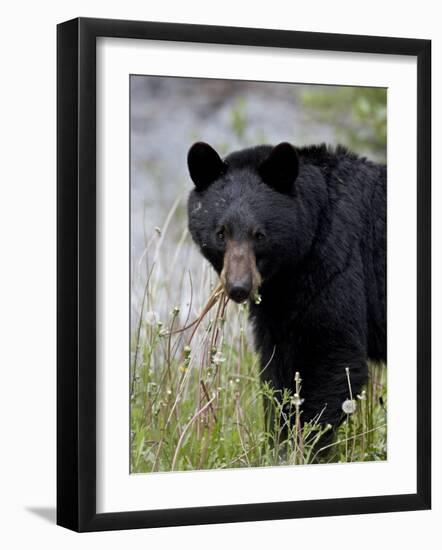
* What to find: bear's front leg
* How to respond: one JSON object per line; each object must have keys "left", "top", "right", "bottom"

{"left": 299, "top": 350, "right": 368, "bottom": 428}
{"left": 259, "top": 342, "right": 368, "bottom": 459}
{"left": 297, "top": 350, "right": 368, "bottom": 460}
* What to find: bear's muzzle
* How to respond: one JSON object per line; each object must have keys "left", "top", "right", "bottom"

{"left": 220, "top": 240, "right": 262, "bottom": 303}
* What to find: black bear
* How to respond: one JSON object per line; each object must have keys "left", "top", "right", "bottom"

{"left": 187, "top": 141, "right": 386, "bottom": 440}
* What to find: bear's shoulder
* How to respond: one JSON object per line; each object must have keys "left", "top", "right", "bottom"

{"left": 296, "top": 143, "right": 371, "bottom": 167}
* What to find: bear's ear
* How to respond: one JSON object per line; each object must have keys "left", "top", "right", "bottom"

{"left": 258, "top": 142, "right": 299, "bottom": 194}
{"left": 187, "top": 142, "right": 226, "bottom": 191}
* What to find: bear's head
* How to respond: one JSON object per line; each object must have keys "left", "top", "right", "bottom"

{"left": 187, "top": 142, "right": 320, "bottom": 303}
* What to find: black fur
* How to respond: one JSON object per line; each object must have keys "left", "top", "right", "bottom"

{"left": 187, "top": 142, "right": 386, "bottom": 430}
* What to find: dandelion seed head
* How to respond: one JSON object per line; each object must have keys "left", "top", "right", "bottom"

{"left": 342, "top": 399, "right": 357, "bottom": 414}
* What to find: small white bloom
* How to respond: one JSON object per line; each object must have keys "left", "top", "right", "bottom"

{"left": 291, "top": 393, "right": 304, "bottom": 407}
{"left": 212, "top": 351, "right": 226, "bottom": 365}
{"left": 145, "top": 310, "right": 159, "bottom": 326}
{"left": 357, "top": 390, "right": 367, "bottom": 400}
{"left": 342, "top": 399, "right": 357, "bottom": 414}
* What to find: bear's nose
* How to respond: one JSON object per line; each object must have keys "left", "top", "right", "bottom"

{"left": 227, "top": 281, "right": 252, "bottom": 303}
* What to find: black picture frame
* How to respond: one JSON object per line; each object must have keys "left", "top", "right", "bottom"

{"left": 57, "top": 17, "right": 431, "bottom": 532}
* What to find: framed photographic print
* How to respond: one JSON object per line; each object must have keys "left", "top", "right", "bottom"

{"left": 57, "top": 17, "right": 431, "bottom": 532}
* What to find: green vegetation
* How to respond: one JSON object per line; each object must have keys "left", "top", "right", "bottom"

{"left": 130, "top": 224, "right": 387, "bottom": 474}
{"left": 300, "top": 87, "right": 387, "bottom": 161}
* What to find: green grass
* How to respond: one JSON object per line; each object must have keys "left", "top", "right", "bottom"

{"left": 130, "top": 222, "right": 387, "bottom": 474}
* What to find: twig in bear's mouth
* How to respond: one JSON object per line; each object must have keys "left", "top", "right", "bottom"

{"left": 165, "top": 282, "right": 228, "bottom": 342}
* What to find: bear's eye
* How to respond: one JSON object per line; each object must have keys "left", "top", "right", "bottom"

{"left": 216, "top": 228, "right": 225, "bottom": 241}
{"left": 254, "top": 231, "right": 266, "bottom": 242}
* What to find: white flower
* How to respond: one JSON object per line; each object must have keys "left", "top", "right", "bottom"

{"left": 342, "top": 399, "right": 357, "bottom": 414}
{"left": 357, "top": 390, "right": 367, "bottom": 400}
{"left": 145, "top": 310, "right": 159, "bottom": 326}
{"left": 291, "top": 393, "right": 304, "bottom": 407}
{"left": 212, "top": 351, "right": 226, "bottom": 365}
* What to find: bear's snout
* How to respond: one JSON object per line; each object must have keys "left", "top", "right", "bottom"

{"left": 221, "top": 241, "right": 262, "bottom": 303}
{"left": 227, "top": 281, "right": 252, "bottom": 303}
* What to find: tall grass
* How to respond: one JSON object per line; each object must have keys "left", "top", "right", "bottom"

{"left": 130, "top": 208, "right": 387, "bottom": 473}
